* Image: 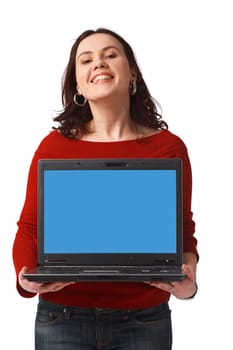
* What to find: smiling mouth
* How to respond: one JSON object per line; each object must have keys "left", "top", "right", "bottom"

{"left": 91, "top": 74, "right": 113, "bottom": 84}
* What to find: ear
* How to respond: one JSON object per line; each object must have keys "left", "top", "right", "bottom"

{"left": 76, "top": 84, "right": 82, "bottom": 95}
{"left": 130, "top": 70, "right": 137, "bottom": 82}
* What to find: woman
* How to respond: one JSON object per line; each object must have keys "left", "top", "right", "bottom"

{"left": 13, "top": 28, "right": 198, "bottom": 350}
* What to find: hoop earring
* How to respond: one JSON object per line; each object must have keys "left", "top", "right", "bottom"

{"left": 73, "top": 92, "right": 87, "bottom": 106}
{"left": 130, "top": 80, "right": 137, "bottom": 95}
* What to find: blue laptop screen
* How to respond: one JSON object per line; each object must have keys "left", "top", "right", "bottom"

{"left": 43, "top": 169, "right": 177, "bottom": 254}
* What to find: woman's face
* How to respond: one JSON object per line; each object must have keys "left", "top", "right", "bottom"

{"left": 75, "top": 33, "right": 135, "bottom": 102}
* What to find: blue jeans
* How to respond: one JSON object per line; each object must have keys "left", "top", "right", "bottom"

{"left": 35, "top": 298, "right": 172, "bottom": 350}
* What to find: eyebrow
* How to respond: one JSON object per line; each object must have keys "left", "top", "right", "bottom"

{"left": 77, "top": 46, "right": 121, "bottom": 60}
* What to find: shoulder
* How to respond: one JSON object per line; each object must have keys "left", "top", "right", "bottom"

{"left": 34, "top": 130, "right": 72, "bottom": 157}
{"left": 147, "top": 129, "right": 189, "bottom": 154}
{"left": 161, "top": 130, "right": 188, "bottom": 150}
{"left": 36, "top": 130, "right": 60, "bottom": 147}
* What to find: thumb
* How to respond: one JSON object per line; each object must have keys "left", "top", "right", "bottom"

{"left": 182, "top": 264, "right": 194, "bottom": 280}
{"left": 19, "top": 266, "right": 29, "bottom": 276}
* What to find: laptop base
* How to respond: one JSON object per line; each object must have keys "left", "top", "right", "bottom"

{"left": 23, "top": 266, "right": 185, "bottom": 283}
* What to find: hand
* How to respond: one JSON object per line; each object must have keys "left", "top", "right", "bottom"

{"left": 18, "top": 267, "right": 75, "bottom": 294}
{"left": 145, "top": 264, "right": 197, "bottom": 299}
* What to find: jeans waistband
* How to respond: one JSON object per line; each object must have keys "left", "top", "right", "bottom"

{"left": 38, "top": 297, "right": 169, "bottom": 315}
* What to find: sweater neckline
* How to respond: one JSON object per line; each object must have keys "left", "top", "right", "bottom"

{"left": 73, "top": 130, "right": 166, "bottom": 145}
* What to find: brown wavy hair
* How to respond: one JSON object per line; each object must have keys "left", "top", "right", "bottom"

{"left": 54, "top": 28, "right": 168, "bottom": 138}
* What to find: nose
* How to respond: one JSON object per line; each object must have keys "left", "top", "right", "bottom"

{"left": 93, "top": 56, "right": 108, "bottom": 70}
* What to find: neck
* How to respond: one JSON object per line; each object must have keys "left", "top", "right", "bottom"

{"left": 85, "top": 99, "right": 138, "bottom": 141}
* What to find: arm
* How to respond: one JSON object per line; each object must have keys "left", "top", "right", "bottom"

{"left": 147, "top": 142, "right": 199, "bottom": 298}
{"left": 172, "top": 144, "right": 198, "bottom": 298}
{"left": 12, "top": 152, "right": 39, "bottom": 297}
{"left": 13, "top": 151, "right": 74, "bottom": 297}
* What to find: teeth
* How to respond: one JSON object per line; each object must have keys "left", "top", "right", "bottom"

{"left": 92, "top": 75, "right": 112, "bottom": 83}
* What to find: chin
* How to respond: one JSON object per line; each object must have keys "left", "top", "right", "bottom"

{"left": 89, "top": 91, "right": 117, "bottom": 102}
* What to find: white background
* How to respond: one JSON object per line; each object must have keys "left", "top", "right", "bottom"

{"left": 0, "top": 0, "right": 232, "bottom": 348}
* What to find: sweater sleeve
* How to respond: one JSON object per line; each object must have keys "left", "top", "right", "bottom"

{"left": 12, "top": 150, "right": 40, "bottom": 297}
{"left": 176, "top": 142, "right": 198, "bottom": 258}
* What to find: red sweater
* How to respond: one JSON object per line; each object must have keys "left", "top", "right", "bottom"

{"left": 13, "top": 130, "right": 197, "bottom": 309}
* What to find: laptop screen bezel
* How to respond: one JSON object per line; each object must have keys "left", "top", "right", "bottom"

{"left": 37, "top": 158, "right": 183, "bottom": 267}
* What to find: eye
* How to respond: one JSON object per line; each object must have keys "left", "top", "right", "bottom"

{"left": 80, "top": 58, "right": 92, "bottom": 65}
{"left": 106, "top": 52, "right": 117, "bottom": 59}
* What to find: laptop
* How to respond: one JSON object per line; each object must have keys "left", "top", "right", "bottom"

{"left": 23, "top": 158, "right": 185, "bottom": 283}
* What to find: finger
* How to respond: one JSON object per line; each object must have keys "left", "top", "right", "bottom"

{"left": 19, "top": 266, "right": 30, "bottom": 279}
{"left": 145, "top": 281, "right": 175, "bottom": 293}
{"left": 20, "top": 266, "right": 28, "bottom": 274}
{"left": 144, "top": 281, "right": 162, "bottom": 288}
{"left": 38, "top": 281, "right": 75, "bottom": 293}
